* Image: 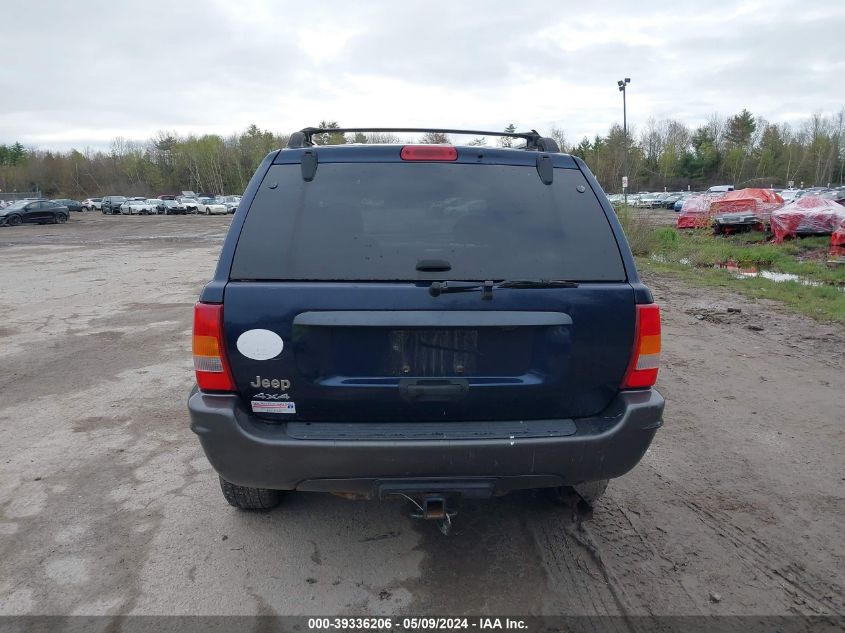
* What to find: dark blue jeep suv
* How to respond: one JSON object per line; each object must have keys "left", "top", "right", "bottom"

{"left": 188, "top": 127, "right": 664, "bottom": 514}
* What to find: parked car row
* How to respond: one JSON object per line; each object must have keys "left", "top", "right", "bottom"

{"left": 0, "top": 192, "right": 242, "bottom": 227}
{"left": 607, "top": 191, "right": 694, "bottom": 210}
{"left": 97, "top": 194, "right": 240, "bottom": 215}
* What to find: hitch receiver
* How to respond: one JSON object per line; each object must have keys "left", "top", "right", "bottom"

{"left": 422, "top": 496, "right": 446, "bottom": 520}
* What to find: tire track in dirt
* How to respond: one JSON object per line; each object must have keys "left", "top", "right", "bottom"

{"left": 680, "top": 493, "right": 844, "bottom": 615}
{"left": 528, "top": 501, "right": 643, "bottom": 624}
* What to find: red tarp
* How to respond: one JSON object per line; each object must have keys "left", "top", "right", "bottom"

{"left": 831, "top": 217, "right": 845, "bottom": 248}
{"left": 710, "top": 188, "right": 784, "bottom": 221}
{"left": 676, "top": 189, "right": 783, "bottom": 229}
{"left": 771, "top": 196, "right": 845, "bottom": 243}
{"left": 676, "top": 193, "right": 721, "bottom": 228}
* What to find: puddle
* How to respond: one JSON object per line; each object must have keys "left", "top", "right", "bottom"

{"left": 713, "top": 262, "right": 835, "bottom": 288}
{"left": 652, "top": 255, "right": 842, "bottom": 291}
{"left": 739, "top": 270, "right": 825, "bottom": 286}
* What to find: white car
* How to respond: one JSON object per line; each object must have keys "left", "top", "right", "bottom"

{"left": 121, "top": 199, "right": 155, "bottom": 215}
{"left": 82, "top": 197, "right": 103, "bottom": 211}
{"left": 634, "top": 194, "right": 660, "bottom": 208}
{"left": 217, "top": 195, "right": 241, "bottom": 213}
{"left": 196, "top": 197, "right": 227, "bottom": 215}
{"left": 179, "top": 197, "right": 199, "bottom": 212}
{"left": 145, "top": 199, "right": 165, "bottom": 214}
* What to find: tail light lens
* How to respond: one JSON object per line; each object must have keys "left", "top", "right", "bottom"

{"left": 400, "top": 145, "right": 458, "bottom": 161}
{"left": 193, "top": 302, "right": 235, "bottom": 392}
{"left": 621, "top": 304, "right": 661, "bottom": 389}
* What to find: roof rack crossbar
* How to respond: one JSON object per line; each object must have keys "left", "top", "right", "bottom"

{"left": 287, "top": 127, "right": 544, "bottom": 149}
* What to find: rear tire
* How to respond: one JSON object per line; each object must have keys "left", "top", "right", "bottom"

{"left": 219, "top": 476, "right": 282, "bottom": 510}
{"left": 573, "top": 479, "right": 609, "bottom": 506}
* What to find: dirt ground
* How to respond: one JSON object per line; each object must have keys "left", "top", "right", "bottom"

{"left": 0, "top": 213, "right": 842, "bottom": 617}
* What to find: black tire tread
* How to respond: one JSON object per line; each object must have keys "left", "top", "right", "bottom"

{"left": 219, "top": 476, "right": 282, "bottom": 510}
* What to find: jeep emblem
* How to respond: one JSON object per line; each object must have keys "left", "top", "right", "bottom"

{"left": 250, "top": 376, "right": 291, "bottom": 390}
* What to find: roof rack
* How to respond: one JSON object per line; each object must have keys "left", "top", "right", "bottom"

{"left": 286, "top": 127, "right": 560, "bottom": 152}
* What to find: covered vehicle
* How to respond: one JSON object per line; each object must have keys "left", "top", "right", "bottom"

{"left": 676, "top": 193, "right": 720, "bottom": 228}
{"left": 710, "top": 188, "right": 784, "bottom": 233}
{"left": 771, "top": 196, "right": 845, "bottom": 243}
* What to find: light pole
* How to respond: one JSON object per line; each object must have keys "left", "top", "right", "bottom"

{"left": 618, "top": 77, "right": 631, "bottom": 207}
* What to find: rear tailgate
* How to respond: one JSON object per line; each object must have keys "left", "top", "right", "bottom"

{"left": 224, "top": 282, "right": 634, "bottom": 421}
{"left": 221, "top": 154, "right": 636, "bottom": 422}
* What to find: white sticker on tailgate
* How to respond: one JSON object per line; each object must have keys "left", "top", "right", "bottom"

{"left": 251, "top": 401, "right": 296, "bottom": 414}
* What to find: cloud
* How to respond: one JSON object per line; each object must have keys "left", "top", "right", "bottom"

{"left": 1, "top": 0, "right": 843, "bottom": 150}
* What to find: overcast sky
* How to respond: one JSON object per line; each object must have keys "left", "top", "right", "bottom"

{"left": 4, "top": 0, "right": 844, "bottom": 151}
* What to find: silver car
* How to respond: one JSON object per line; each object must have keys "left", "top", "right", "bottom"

{"left": 196, "top": 197, "right": 228, "bottom": 215}
{"left": 121, "top": 199, "right": 155, "bottom": 215}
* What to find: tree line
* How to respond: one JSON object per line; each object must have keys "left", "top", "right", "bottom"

{"left": 570, "top": 109, "right": 845, "bottom": 192}
{"left": 1, "top": 111, "right": 843, "bottom": 199}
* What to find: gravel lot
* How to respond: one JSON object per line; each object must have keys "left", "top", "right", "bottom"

{"left": 0, "top": 213, "right": 843, "bottom": 617}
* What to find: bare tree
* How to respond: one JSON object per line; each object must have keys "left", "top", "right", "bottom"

{"left": 419, "top": 132, "right": 450, "bottom": 144}
{"left": 548, "top": 126, "right": 567, "bottom": 152}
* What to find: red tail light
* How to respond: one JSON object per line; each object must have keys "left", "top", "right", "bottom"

{"left": 193, "top": 302, "right": 235, "bottom": 392}
{"left": 400, "top": 145, "right": 458, "bottom": 161}
{"left": 621, "top": 304, "right": 661, "bottom": 389}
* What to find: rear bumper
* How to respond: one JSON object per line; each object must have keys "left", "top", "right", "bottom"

{"left": 188, "top": 389, "right": 664, "bottom": 496}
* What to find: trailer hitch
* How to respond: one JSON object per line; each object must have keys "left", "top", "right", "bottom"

{"left": 407, "top": 495, "right": 458, "bottom": 535}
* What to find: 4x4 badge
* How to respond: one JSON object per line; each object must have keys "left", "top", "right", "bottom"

{"left": 253, "top": 392, "right": 290, "bottom": 401}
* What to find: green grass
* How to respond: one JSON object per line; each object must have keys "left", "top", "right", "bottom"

{"left": 640, "top": 257, "right": 845, "bottom": 324}
{"left": 624, "top": 222, "right": 845, "bottom": 324}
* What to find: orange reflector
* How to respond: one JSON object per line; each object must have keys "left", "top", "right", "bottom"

{"left": 639, "top": 333, "right": 661, "bottom": 355}
{"left": 193, "top": 335, "right": 220, "bottom": 357}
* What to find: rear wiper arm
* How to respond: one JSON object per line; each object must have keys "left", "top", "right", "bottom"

{"left": 497, "top": 280, "right": 579, "bottom": 288}
{"left": 429, "top": 279, "right": 577, "bottom": 298}
{"left": 429, "top": 281, "right": 493, "bottom": 298}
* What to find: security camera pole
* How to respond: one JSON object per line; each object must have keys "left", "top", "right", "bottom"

{"left": 618, "top": 77, "right": 631, "bottom": 207}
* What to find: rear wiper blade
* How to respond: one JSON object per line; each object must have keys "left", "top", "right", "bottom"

{"left": 496, "top": 280, "right": 579, "bottom": 288}
{"left": 429, "top": 279, "right": 578, "bottom": 298}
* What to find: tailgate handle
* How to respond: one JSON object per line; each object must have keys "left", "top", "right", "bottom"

{"left": 399, "top": 378, "right": 469, "bottom": 402}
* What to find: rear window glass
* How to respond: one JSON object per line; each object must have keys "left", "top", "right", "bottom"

{"left": 231, "top": 163, "right": 625, "bottom": 281}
